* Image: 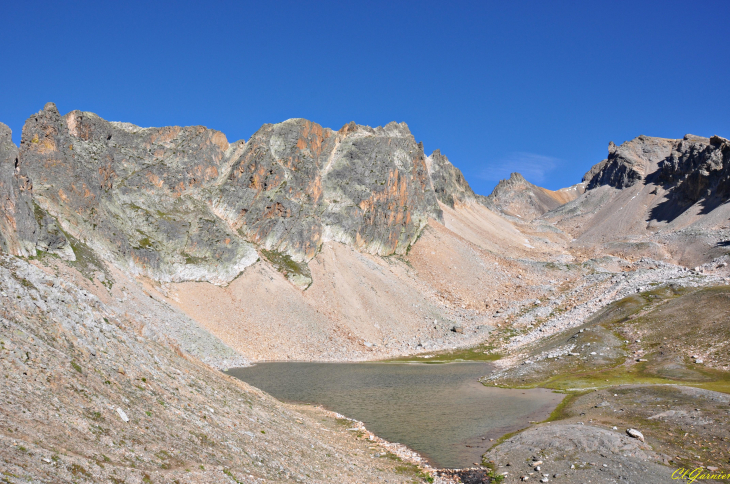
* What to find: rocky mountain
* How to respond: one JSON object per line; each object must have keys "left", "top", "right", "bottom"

{"left": 483, "top": 172, "right": 583, "bottom": 221}
{"left": 7, "top": 104, "right": 443, "bottom": 288}
{"left": 425, "top": 149, "right": 480, "bottom": 208}
{"left": 544, "top": 133, "right": 730, "bottom": 265}
{"left": 3, "top": 103, "right": 730, "bottom": 482}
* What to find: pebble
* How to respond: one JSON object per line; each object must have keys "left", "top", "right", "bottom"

{"left": 116, "top": 407, "right": 129, "bottom": 422}
{"left": 626, "top": 428, "right": 644, "bottom": 442}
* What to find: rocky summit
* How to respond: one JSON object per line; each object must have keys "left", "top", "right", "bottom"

{"left": 2, "top": 103, "right": 730, "bottom": 483}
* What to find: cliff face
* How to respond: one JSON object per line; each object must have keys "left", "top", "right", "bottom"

{"left": 212, "top": 119, "right": 441, "bottom": 262}
{"left": 1, "top": 104, "right": 447, "bottom": 285}
{"left": 425, "top": 149, "right": 478, "bottom": 208}
{"left": 655, "top": 134, "right": 730, "bottom": 206}
{"left": 16, "top": 103, "right": 258, "bottom": 284}
{"left": 0, "top": 123, "right": 37, "bottom": 257}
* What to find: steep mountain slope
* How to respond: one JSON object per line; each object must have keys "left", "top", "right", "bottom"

{"left": 544, "top": 134, "right": 730, "bottom": 266}
{"left": 0, "top": 255, "right": 422, "bottom": 483}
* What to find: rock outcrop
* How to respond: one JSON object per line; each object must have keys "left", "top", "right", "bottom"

{"left": 579, "top": 133, "right": 730, "bottom": 210}
{"left": 584, "top": 136, "right": 675, "bottom": 189}
{"left": 484, "top": 172, "right": 583, "bottom": 221}
{"left": 211, "top": 119, "right": 441, "bottom": 262}
{"left": 425, "top": 149, "right": 478, "bottom": 208}
{"left": 0, "top": 122, "right": 37, "bottom": 257}
{"left": 17, "top": 103, "right": 258, "bottom": 284}
{"left": 655, "top": 134, "right": 730, "bottom": 207}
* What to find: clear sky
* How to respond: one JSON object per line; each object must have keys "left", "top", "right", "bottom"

{"left": 1, "top": 1, "right": 728, "bottom": 194}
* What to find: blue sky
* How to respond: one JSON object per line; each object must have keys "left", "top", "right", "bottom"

{"left": 1, "top": 1, "right": 728, "bottom": 193}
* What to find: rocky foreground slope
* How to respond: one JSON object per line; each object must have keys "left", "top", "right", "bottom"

{"left": 0, "top": 254, "right": 433, "bottom": 483}
{"left": 1, "top": 104, "right": 729, "bottom": 482}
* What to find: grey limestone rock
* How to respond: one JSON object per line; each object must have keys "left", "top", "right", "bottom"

{"left": 212, "top": 118, "right": 441, "bottom": 262}
{"left": 585, "top": 135, "right": 675, "bottom": 189}
{"left": 0, "top": 122, "right": 38, "bottom": 257}
{"left": 8, "top": 104, "right": 453, "bottom": 285}
{"left": 18, "top": 102, "right": 258, "bottom": 284}
{"left": 425, "top": 148, "right": 476, "bottom": 209}
{"left": 583, "top": 133, "right": 730, "bottom": 208}
{"left": 654, "top": 133, "right": 730, "bottom": 206}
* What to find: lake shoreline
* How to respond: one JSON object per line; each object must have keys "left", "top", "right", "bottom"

{"left": 226, "top": 361, "right": 563, "bottom": 470}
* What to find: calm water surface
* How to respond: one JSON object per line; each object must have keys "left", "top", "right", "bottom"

{"left": 226, "top": 362, "right": 562, "bottom": 468}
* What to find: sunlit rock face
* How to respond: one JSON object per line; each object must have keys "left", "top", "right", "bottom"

{"left": 211, "top": 118, "right": 442, "bottom": 262}
{"left": 425, "top": 149, "right": 479, "bottom": 209}
{"left": 7, "top": 104, "right": 446, "bottom": 283}
{"left": 16, "top": 102, "right": 257, "bottom": 284}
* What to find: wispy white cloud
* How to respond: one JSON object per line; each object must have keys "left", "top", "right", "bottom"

{"left": 478, "top": 152, "right": 560, "bottom": 185}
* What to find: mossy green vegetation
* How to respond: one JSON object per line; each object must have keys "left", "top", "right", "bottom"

{"left": 386, "top": 343, "right": 501, "bottom": 363}
{"left": 493, "top": 284, "right": 730, "bottom": 394}
{"left": 260, "top": 248, "right": 312, "bottom": 286}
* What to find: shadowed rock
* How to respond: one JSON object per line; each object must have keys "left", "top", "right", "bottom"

{"left": 585, "top": 136, "right": 675, "bottom": 189}
{"left": 0, "top": 122, "right": 37, "bottom": 256}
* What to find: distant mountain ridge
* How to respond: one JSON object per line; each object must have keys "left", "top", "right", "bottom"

{"left": 483, "top": 172, "right": 584, "bottom": 221}
{"left": 544, "top": 133, "right": 730, "bottom": 265}
{"left": 0, "top": 103, "right": 479, "bottom": 287}
{"left": 3, "top": 102, "right": 729, "bottom": 285}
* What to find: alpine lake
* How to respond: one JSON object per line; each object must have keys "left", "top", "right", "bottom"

{"left": 226, "top": 361, "right": 563, "bottom": 468}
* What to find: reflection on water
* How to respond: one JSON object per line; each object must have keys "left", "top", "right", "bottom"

{"left": 226, "top": 362, "right": 562, "bottom": 468}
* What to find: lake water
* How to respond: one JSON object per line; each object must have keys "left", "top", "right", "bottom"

{"left": 226, "top": 362, "right": 563, "bottom": 468}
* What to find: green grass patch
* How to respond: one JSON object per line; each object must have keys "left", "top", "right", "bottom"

{"left": 385, "top": 344, "right": 502, "bottom": 363}
{"left": 260, "top": 248, "right": 312, "bottom": 288}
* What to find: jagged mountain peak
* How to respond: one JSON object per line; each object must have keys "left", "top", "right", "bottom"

{"left": 425, "top": 149, "right": 478, "bottom": 208}
{"left": 0, "top": 104, "right": 450, "bottom": 287}
{"left": 485, "top": 172, "right": 583, "bottom": 221}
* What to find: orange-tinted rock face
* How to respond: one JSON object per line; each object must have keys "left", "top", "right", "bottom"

{"left": 9, "top": 105, "right": 444, "bottom": 282}
{"left": 17, "top": 103, "right": 257, "bottom": 283}
{"left": 213, "top": 119, "right": 442, "bottom": 261}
